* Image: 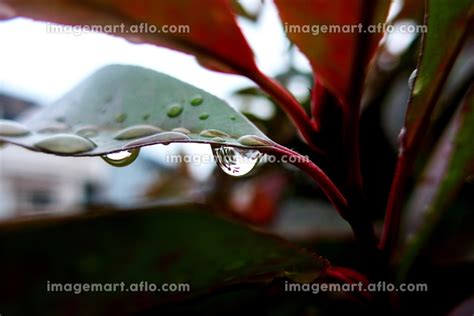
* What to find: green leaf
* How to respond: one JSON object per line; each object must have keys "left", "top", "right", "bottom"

{"left": 0, "top": 204, "right": 327, "bottom": 315}
{"left": 0, "top": 65, "right": 272, "bottom": 156}
{"left": 402, "top": 0, "right": 473, "bottom": 149}
{"left": 398, "top": 87, "right": 474, "bottom": 280}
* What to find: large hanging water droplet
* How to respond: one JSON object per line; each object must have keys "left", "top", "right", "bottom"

{"left": 114, "top": 125, "right": 162, "bottom": 140}
{"left": 211, "top": 145, "right": 262, "bottom": 177}
{"left": 101, "top": 148, "right": 140, "bottom": 167}
{"left": 123, "top": 131, "right": 191, "bottom": 149}
{"left": 237, "top": 135, "right": 271, "bottom": 146}
{"left": 167, "top": 103, "right": 183, "bottom": 118}
{"left": 0, "top": 119, "right": 30, "bottom": 136}
{"left": 34, "top": 134, "right": 96, "bottom": 154}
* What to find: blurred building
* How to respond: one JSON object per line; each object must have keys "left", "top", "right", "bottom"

{"left": 0, "top": 92, "right": 202, "bottom": 219}
{"left": 0, "top": 93, "right": 108, "bottom": 218}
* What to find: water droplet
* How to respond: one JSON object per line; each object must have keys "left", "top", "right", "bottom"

{"left": 212, "top": 137, "right": 226, "bottom": 143}
{"left": 408, "top": 69, "right": 417, "bottom": 90}
{"left": 102, "top": 148, "right": 140, "bottom": 167}
{"left": 115, "top": 113, "right": 127, "bottom": 123}
{"left": 199, "top": 113, "right": 209, "bottom": 120}
{"left": 123, "top": 131, "right": 191, "bottom": 148}
{"left": 114, "top": 125, "right": 162, "bottom": 140}
{"left": 412, "top": 75, "right": 424, "bottom": 95}
{"left": 37, "top": 123, "right": 69, "bottom": 134}
{"left": 211, "top": 145, "right": 262, "bottom": 177}
{"left": 167, "top": 103, "right": 183, "bottom": 118}
{"left": 397, "top": 127, "right": 407, "bottom": 155}
{"left": 200, "top": 129, "right": 230, "bottom": 138}
{"left": 0, "top": 119, "right": 30, "bottom": 136}
{"left": 34, "top": 134, "right": 96, "bottom": 154}
{"left": 75, "top": 126, "right": 98, "bottom": 138}
{"left": 143, "top": 113, "right": 151, "bottom": 121}
{"left": 172, "top": 127, "right": 191, "bottom": 134}
{"left": 237, "top": 135, "right": 271, "bottom": 146}
{"left": 0, "top": 3, "right": 16, "bottom": 20}
{"left": 230, "top": 115, "right": 237, "bottom": 121}
{"left": 190, "top": 95, "right": 204, "bottom": 106}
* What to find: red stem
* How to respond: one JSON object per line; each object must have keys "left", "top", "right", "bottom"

{"left": 266, "top": 144, "right": 348, "bottom": 215}
{"left": 249, "top": 70, "right": 322, "bottom": 153}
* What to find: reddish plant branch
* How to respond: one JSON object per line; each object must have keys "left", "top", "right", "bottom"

{"left": 267, "top": 144, "right": 347, "bottom": 215}
{"left": 267, "top": 144, "right": 378, "bottom": 251}
{"left": 249, "top": 70, "right": 322, "bottom": 153}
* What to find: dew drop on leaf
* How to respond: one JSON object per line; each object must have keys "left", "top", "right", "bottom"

{"left": 200, "top": 129, "right": 230, "bottom": 138}
{"left": 237, "top": 135, "right": 271, "bottom": 146}
{"left": 190, "top": 95, "right": 204, "bottom": 106}
{"left": 171, "top": 127, "right": 191, "bottom": 134}
{"left": 167, "top": 103, "right": 184, "bottom": 118}
{"left": 212, "top": 137, "right": 226, "bottom": 143}
{"left": 102, "top": 148, "right": 140, "bottom": 167}
{"left": 199, "top": 113, "right": 209, "bottom": 120}
{"left": 408, "top": 69, "right": 417, "bottom": 90}
{"left": 34, "top": 134, "right": 96, "bottom": 154}
{"left": 0, "top": 119, "right": 30, "bottom": 136}
{"left": 211, "top": 145, "right": 262, "bottom": 177}
{"left": 75, "top": 126, "right": 98, "bottom": 138}
{"left": 115, "top": 113, "right": 127, "bottom": 123}
{"left": 114, "top": 125, "right": 162, "bottom": 140}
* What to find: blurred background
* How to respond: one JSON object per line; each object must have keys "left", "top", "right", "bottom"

{"left": 1, "top": 1, "right": 473, "bottom": 314}
{"left": 0, "top": 0, "right": 472, "bottom": 251}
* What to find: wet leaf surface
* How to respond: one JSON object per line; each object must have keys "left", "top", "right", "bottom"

{"left": 0, "top": 65, "right": 273, "bottom": 156}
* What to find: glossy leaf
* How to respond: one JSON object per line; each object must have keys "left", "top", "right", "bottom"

{"left": 274, "top": 0, "right": 390, "bottom": 105}
{"left": 0, "top": 65, "right": 273, "bottom": 156}
{"left": 379, "top": 0, "right": 473, "bottom": 252}
{"left": 0, "top": 0, "right": 259, "bottom": 75}
{"left": 0, "top": 65, "right": 347, "bottom": 215}
{"left": 398, "top": 87, "right": 474, "bottom": 279}
{"left": 0, "top": 205, "right": 327, "bottom": 315}
{"left": 2, "top": 0, "right": 318, "bottom": 148}
{"left": 402, "top": 0, "right": 473, "bottom": 149}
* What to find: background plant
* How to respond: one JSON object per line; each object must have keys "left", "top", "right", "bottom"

{"left": 0, "top": 0, "right": 472, "bottom": 315}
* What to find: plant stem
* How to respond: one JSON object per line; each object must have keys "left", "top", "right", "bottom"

{"left": 267, "top": 144, "right": 347, "bottom": 215}
{"left": 250, "top": 70, "right": 322, "bottom": 153}
{"left": 378, "top": 14, "right": 471, "bottom": 256}
{"left": 267, "top": 144, "right": 379, "bottom": 255}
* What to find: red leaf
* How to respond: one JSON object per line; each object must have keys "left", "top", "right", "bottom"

{"left": 274, "top": 0, "right": 390, "bottom": 106}
{"left": 2, "top": 0, "right": 259, "bottom": 75}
